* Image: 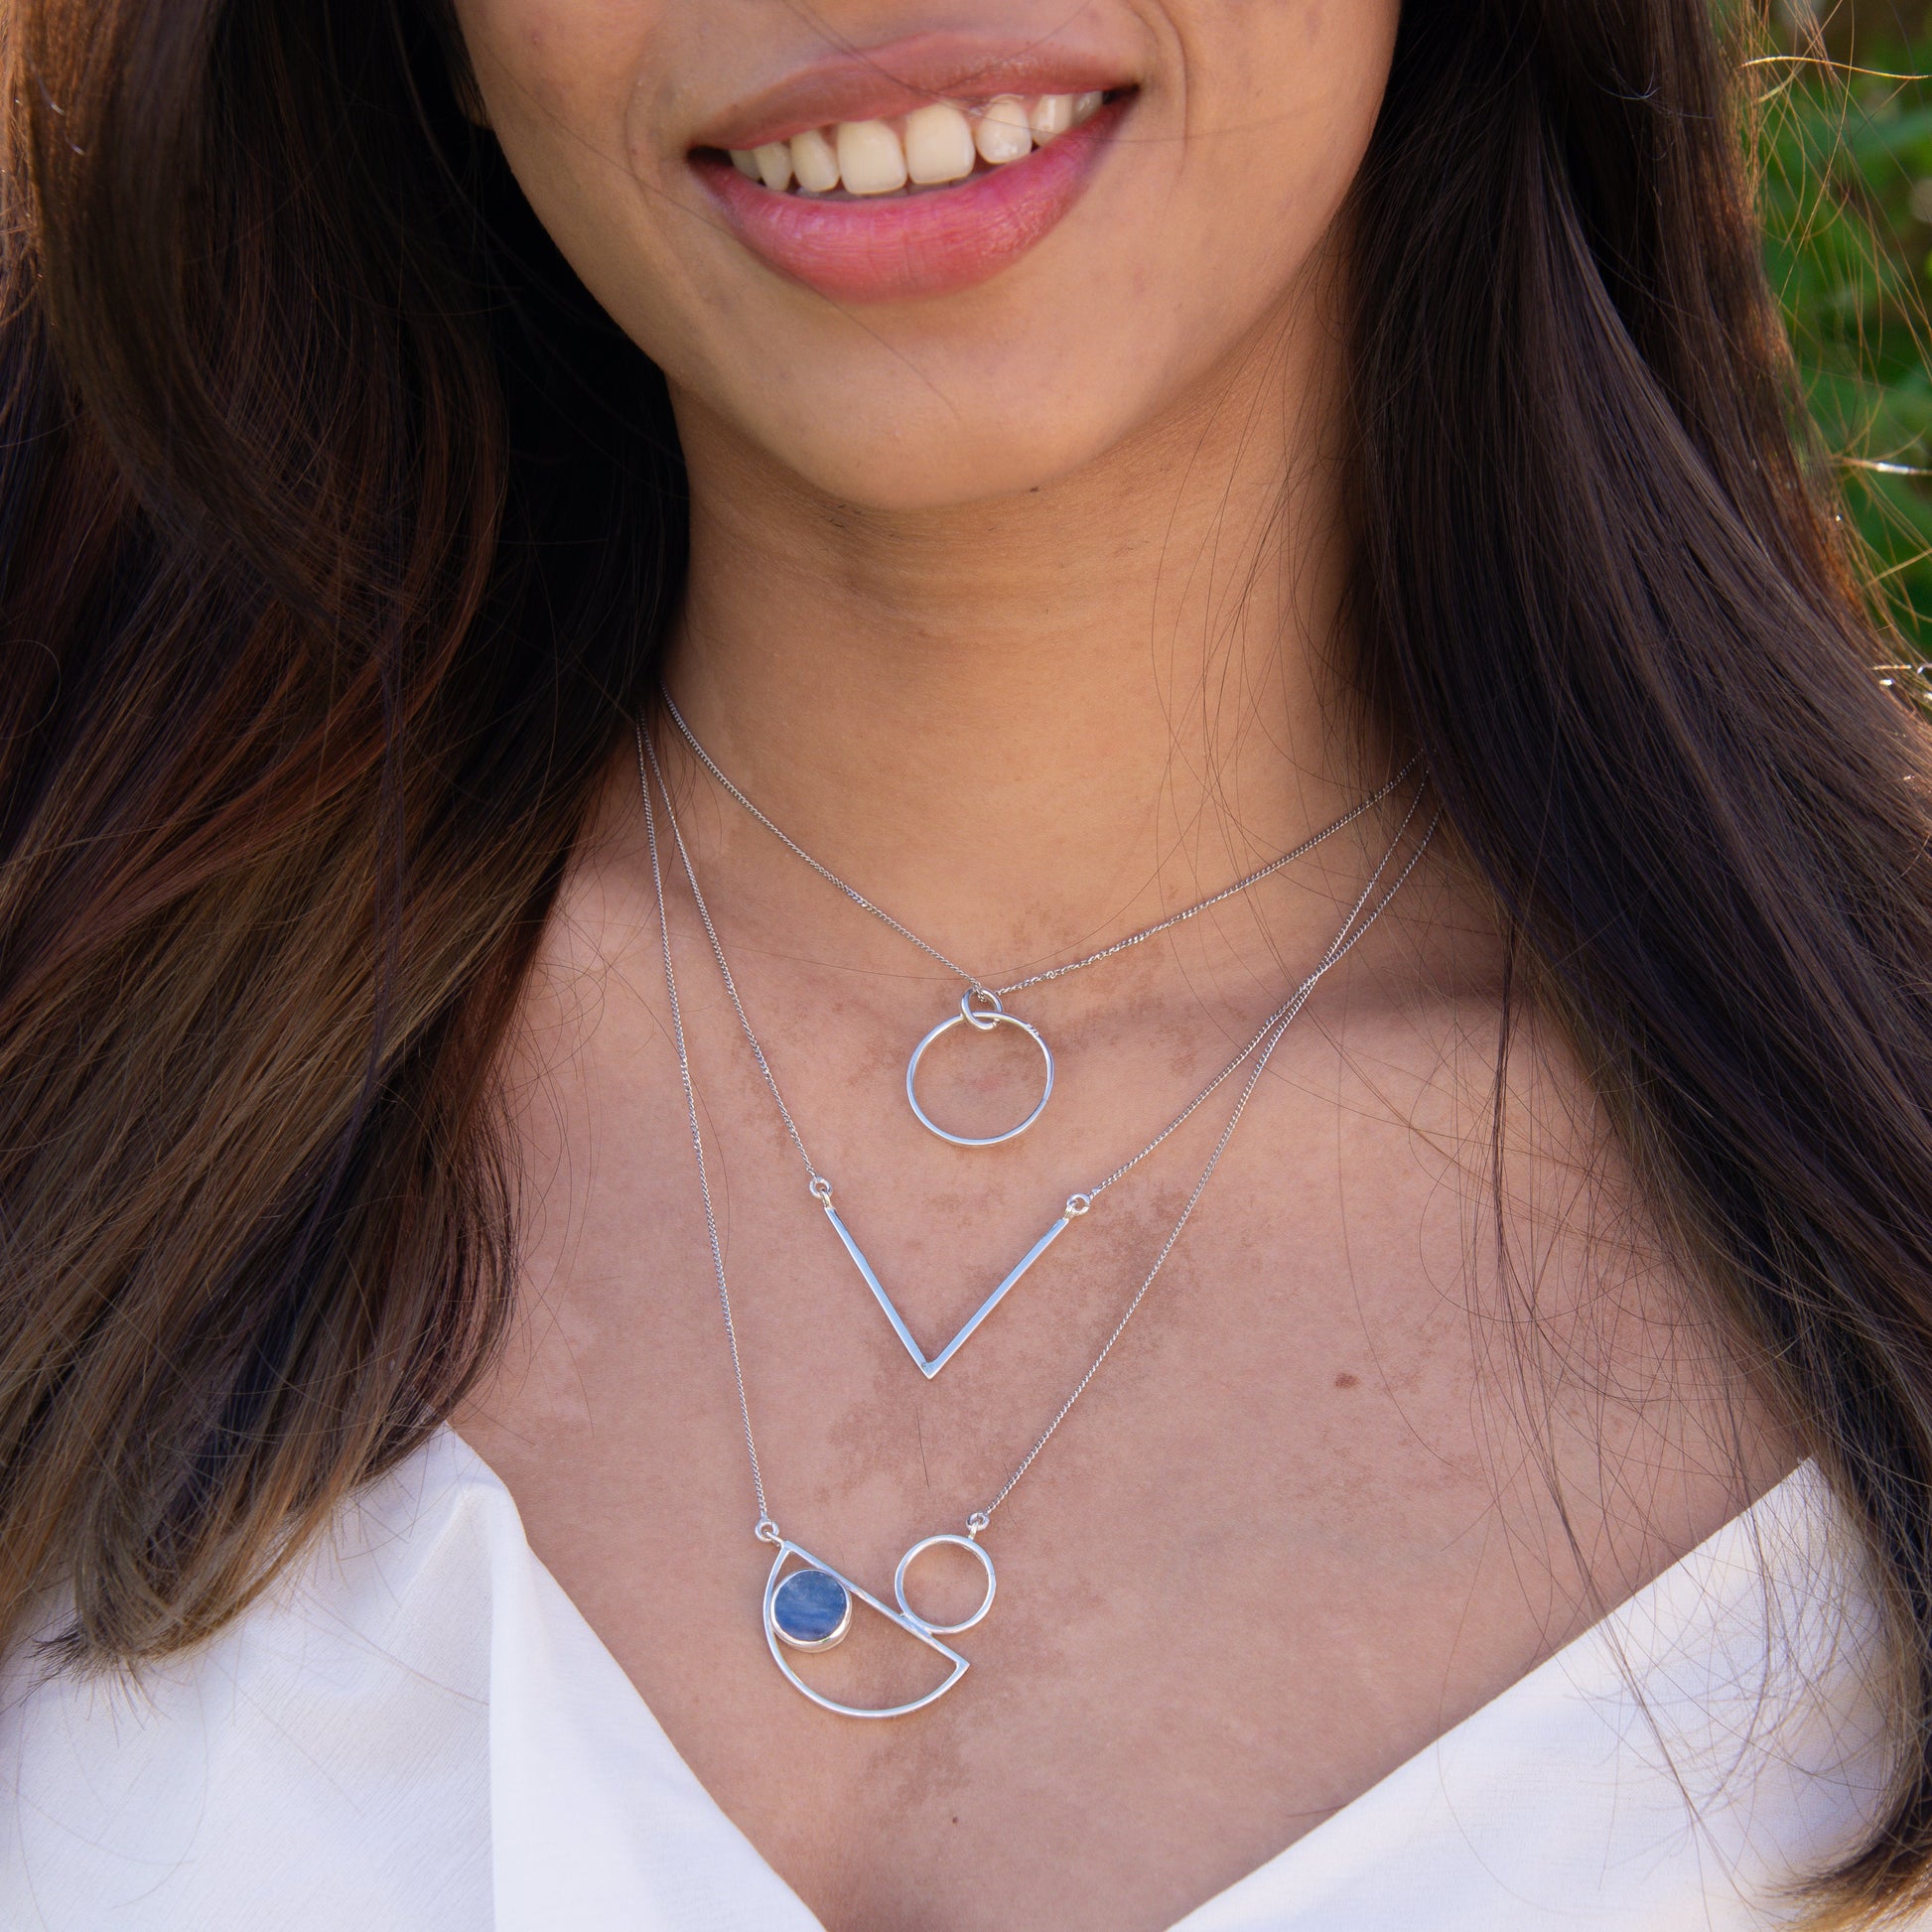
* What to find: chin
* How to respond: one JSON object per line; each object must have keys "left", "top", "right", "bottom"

{"left": 699, "top": 373, "right": 1143, "bottom": 513}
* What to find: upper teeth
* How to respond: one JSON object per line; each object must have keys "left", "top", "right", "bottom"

{"left": 728, "top": 92, "right": 1105, "bottom": 198}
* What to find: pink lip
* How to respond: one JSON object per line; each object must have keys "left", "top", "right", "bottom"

{"left": 695, "top": 95, "right": 1127, "bottom": 307}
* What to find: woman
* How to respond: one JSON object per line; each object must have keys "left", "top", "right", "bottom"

{"left": 2, "top": 0, "right": 1927, "bottom": 1925}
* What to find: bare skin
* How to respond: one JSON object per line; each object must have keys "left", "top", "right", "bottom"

{"left": 451, "top": 4, "right": 1795, "bottom": 1928}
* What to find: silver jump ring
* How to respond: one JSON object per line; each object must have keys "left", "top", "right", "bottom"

{"left": 895, "top": 1533, "right": 997, "bottom": 1636}
{"left": 905, "top": 1005, "right": 1054, "bottom": 1148}
{"left": 962, "top": 987, "right": 1004, "bottom": 1033}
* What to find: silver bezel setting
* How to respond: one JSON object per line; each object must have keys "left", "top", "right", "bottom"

{"left": 769, "top": 1568, "right": 855, "bottom": 1652}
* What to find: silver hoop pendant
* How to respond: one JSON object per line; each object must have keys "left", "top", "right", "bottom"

{"left": 905, "top": 991, "right": 1054, "bottom": 1148}
{"left": 761, "top": 1531, "right": 997, "bottom": 1719}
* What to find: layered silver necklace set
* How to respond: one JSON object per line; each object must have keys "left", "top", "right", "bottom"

{"left": 637, "top": 695, "right": 1438, "bottom": 1719}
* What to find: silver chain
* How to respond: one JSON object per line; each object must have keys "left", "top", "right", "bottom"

{"left": 661, "top": 688, "right": 1418, "bottom": 999}
{"left": 636, "top": 718, "right": 1439, "bottom": 1540}
{"left": 641, "top": 720, "right": 1426, "bottom": 1218}
{"left": 978, "top": 805, "right": 1437, "bottom": 1520}
{"left": 640, "top": 736, "right": 776, "bottom": 1534}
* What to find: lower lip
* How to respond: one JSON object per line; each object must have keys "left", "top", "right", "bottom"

{"left": 693, "top": 97, "right": 1128, "bottom": 306}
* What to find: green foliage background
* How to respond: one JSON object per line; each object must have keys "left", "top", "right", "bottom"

{"left": 1764, "top": 3, "right": 1932, "bottom": 650}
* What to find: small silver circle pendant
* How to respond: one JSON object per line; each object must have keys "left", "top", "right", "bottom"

{"left": 904, "top": 991, "right": 1054, "bottom": 1148}
{"left": 894, "top": 1533, "right": 998, "bottom": 1636}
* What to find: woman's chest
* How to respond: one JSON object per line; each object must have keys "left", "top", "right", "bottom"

{"left": 464, "top": 1026, "right": 1778, "bottom": 1932}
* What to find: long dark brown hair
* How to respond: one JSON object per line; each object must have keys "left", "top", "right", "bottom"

{"left": 3, "top": 0, "right": 1929, "bottom": 1919}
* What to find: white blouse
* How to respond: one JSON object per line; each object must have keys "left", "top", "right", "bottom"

{"left": 0, "top": 1429, "right": 1908, "bottom": 1930}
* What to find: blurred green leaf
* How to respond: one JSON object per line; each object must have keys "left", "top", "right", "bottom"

{"left": 1758, "top": 6, "right": 1932, "bottom": 649}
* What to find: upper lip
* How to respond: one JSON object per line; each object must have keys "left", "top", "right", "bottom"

{"left": 690, "top": 30, "right": 1131, "bottom": 153}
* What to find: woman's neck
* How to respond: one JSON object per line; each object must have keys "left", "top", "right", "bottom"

{"left": 659, "top": 295, "right": 1382, "bottom": 968}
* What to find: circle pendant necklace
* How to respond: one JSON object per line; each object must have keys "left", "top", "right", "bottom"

{"left": 661, "top": 689, "right": 1416, "bottom": 1149}
{"left": 640, "top": 726, "right": 1440, "bottom": 1718}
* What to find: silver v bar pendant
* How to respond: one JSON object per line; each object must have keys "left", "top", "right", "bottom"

{"left": 818, "top": 1200, "right": 1074, "bottom": 1378}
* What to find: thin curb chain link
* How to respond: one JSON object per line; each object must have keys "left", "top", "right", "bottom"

{"left": 644, "top": 720, "right": 1426, "bottom": 1214}
{"left": 979, "top": 816, "right": 1440, "bottom": 1524}
{"left": 644, "top": 728, "right": 821, "bottom": 1184}
{"left": 638, "top": 728, "right": 775, "bottom": 1532}
{"left": 637, "top": 718, "right": 1440, "bottom": 1540}
{"left": 661, "top": 688, "right": 1417, "bottom": 999}
{"left": 1083, "top": 784, "right": 1427, "bottom": 1201}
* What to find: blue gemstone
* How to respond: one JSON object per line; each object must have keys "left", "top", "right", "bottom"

{"left": 772, "top": 1568, "right": 852, "bottom": 1649}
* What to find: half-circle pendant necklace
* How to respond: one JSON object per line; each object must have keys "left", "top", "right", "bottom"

{"left": 661, "top": 690, "right": 1416, "bottom": 1150}
{"left": 637, "top": 719, "right": 1440, "bottom": 1719}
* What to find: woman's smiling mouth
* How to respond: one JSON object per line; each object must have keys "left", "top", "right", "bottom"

{"left": 689, "top": 40, "right": 1136, "bottom": 305}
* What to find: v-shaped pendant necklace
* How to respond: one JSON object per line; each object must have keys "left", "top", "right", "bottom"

{"left": 636, "top": 720, "right": 1439, "bottom": 1717}
{"left": 661, "top": 690, "right": 1414, "bottom": 1149}
{"left": 641, "top": 723, "right": 1423, "bottom": 1379}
